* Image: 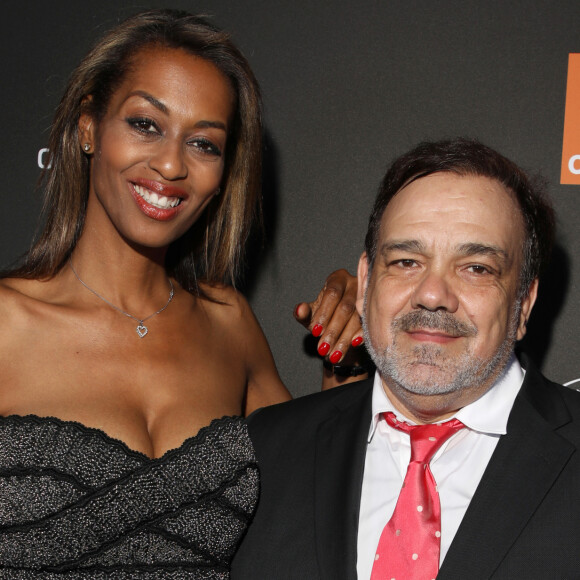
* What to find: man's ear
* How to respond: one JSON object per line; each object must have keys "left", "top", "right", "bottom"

{"left": 78, "top": 97, "right": 96, "bottom": 152}
{"left": 516, "top": 278, "right": 539, "bottom": 341}
{"left": 356, "top": 252, "right": 370, "bottom": 317}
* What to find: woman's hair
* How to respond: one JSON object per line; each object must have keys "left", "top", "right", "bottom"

{"left": 8, "top": 8, "right": 263, "bottom": 291}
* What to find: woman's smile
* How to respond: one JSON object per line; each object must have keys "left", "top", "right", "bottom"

{"left": 129, "top": 179, "right": 187, "bottom": 221}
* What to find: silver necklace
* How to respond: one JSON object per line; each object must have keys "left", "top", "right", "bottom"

{"left": 69, "top": 260, "right": 174, "bottom": 338}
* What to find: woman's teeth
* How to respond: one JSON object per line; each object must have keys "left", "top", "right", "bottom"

{"left": 134, "top": 184, "right": 181, "bottom": 209}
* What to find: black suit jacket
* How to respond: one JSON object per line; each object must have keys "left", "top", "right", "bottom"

{"left": 231, "top": 360, "right": 580, "bottom": 579}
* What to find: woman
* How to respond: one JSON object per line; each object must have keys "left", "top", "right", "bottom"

{"left": 0, "top": 8, "right": 362, "bottom": 577}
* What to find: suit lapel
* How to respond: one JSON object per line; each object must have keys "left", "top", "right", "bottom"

{"left": 314, "top": 379, "right": 373, "bottom": 580}
{"left": 438, "top": 364, "right": 575, "bottom": 579}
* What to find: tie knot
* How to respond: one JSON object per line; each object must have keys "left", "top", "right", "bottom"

{"left": 383, "top": 411, "right": 464, "bottom": 463}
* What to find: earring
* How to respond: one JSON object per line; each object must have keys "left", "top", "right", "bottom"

{"left": 83, "top": 143, "right": 92, "bottom": 153}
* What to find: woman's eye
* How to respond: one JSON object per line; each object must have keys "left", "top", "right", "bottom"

{"left": 190, "top": 138, "right": 222, "bottom": 157}
{"left": 127, "top": 117, "right": 159, "bottom": 134}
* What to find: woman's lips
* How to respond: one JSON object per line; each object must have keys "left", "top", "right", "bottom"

{"left": 129, "top": 180, "right": 187, "bottom": 221}
{"left": 133, "top": 184, "right": 181, "bottom": 209}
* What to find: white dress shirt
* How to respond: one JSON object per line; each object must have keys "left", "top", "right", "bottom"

{"left": 356, "top": 355, "right": 525, "bottom": 580}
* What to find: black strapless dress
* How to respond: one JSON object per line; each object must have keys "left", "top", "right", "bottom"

{"left": 0, "top": 414, "right": 258, "bottom": 578}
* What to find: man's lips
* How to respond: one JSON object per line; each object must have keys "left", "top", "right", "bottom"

{"left": 406, "top": 329, "right": 463, "bottom": 343}
{"left": 394, "top": 310, "right": 478, "bottom": 340}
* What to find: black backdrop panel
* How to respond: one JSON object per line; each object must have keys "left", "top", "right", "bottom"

{"left": 2, "top": 1, "right": 579, "bottom": 395}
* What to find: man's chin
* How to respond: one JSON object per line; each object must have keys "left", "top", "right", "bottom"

{"left": 381, "top": 360, "right": 473, "bottom": 396}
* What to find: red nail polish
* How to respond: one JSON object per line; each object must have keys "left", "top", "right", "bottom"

{"left": 329, "top": 350, "right": 342, "bottom": 364}
{"left": 294, "top": 304, "right": 301, "bottom": 318}
{"left": 352, "top": 336, "right": 364, "bottom": 347}
{"left": 318, "top": 342, "right": 330, "bottom": 356}
{"left": 312, "top": 324, "right": 323, "bottom": 337}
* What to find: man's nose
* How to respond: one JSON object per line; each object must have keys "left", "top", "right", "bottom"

{"left": 410, "top": 269, "right": 459, "bottom": 312}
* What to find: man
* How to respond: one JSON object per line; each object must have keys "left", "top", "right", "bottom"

{"left": 231, "top": 139, "right": 580, "bottom": 579}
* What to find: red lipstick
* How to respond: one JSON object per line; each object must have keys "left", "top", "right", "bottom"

{"left": 129, "top": 179, "right": 188, "bottom": 222}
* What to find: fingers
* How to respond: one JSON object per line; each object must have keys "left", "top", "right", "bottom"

{"left": 294, "top": 269, "right": 364, "bottom": 361}
{"left": 322, "top": 310, "right": 364, "bottom": 364}
{"left": 309, "top": 273, "right": 349, "bottom": 340}
{"left": 293, "top": 301, "right": 315, "bottom": 328}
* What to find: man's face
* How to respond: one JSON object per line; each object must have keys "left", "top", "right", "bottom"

{"left": 356, "top": 172, "right": 538, "bottom": 419}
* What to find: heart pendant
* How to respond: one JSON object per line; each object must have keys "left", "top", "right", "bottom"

{"left": 136, "top": 325, "right": 148, "bottom": 338}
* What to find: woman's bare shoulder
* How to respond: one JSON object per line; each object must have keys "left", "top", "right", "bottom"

{"left": 196, "top": 282, "right": 291, "bottom": 412}
{"left": 0, "top": 277, "right": 62, "bottom": 309}
{"left": 195, "top": 282, "right": 268, "bottom": 352}
{"left": 0, "top": 277, "right": 37, "bottom": 309}
{"left": 197, "top": 282, "right": 253, "bottom": 322}
{"left": 0, "top": 279, "right": 47, "bottom": 355}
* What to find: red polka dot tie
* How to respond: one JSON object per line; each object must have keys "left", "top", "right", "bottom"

{"left": 370, "top": 412, "right": 464, "bottom": 580}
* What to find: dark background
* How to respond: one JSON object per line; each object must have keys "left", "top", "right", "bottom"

{"left": 2, "top": 1, "right": 579, "bottom": 396}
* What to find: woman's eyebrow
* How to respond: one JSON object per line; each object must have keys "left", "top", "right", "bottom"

{"left": 129, "top": 90, "right": 168, "bottom": 114}
{"left": 127, "top": 91, "right": 227, "bottom": 130}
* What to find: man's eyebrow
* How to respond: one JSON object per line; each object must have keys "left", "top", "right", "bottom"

{"left": 378, "top": 240, "right": 510, "bottom": 262}
{"left": 379, "top": 240, "right": 425, "bottom": 256}
{"left": 456, "top": 243, "right": 509, "bottom": 261}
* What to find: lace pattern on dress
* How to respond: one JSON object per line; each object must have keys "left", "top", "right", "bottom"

{"left": 0, "top": 415, "right": 258, "bottom": 578}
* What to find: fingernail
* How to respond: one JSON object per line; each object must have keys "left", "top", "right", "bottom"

{"left": 352, "top": 336, "right": 364, "bottom": 347}
{"left": 294, "top": 304, "right": 301, "bottom": 318}
{"left": 329, "top": 350, "right": 342, "bottom": 364}
{"left": 312, "top": 324, "right": 323, "bottom": 337}
{"left": 318, "top": 342, "right": 330, "bottom": 356}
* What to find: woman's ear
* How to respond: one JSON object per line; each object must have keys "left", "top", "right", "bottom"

{"left": 78, "top": 98, "right": 96, "bottom": 153}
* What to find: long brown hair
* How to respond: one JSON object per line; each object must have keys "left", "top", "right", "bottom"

{"left": 7, "top": 9, "right": 263, "bottom": 292}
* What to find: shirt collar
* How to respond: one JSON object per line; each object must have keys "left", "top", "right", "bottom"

{"left": 368, "top": 354, "right": 524, "bottom": 442}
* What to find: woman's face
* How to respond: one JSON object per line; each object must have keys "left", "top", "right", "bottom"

{"left": 79, "top": 45, "right": 235, "bottom": 249}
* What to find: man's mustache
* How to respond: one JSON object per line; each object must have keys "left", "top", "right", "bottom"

{"left": 393, "top": 310, "right": 477, "bottom": 338}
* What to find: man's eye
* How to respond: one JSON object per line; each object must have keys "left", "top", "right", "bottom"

{"left": 396, "top": 259, "right": 417, "bottom": 268}
{"left": 467, "top": 265, "right": 489, "bottom": 274}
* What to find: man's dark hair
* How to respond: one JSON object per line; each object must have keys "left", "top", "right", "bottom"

{"left": 364, "top": 138, "right": 555, "bottom": 296}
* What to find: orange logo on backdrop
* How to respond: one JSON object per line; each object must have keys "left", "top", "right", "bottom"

{"left": 561, "top": 54, "right": 580, "bottom": 184}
